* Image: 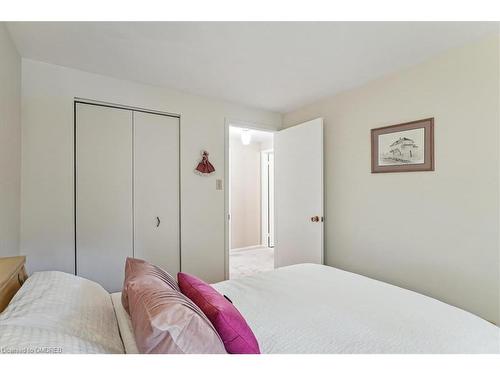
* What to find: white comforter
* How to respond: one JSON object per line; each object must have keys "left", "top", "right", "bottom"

{"left": 0, "top": 271, "right": 124, "bottom": 354}
{"left": 213, "top": 264, "right": 500, "bottom": 353}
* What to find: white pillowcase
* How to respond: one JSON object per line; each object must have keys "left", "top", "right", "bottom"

{"left": 0, "top": 271, "right": 124, "bottom": 354}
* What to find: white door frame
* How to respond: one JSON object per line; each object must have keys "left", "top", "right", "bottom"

{"left": 224, "top": 118, "right": 277, "bottom": 280}
{"left": 261, "top": 149, "right": 274, "bottom": 248}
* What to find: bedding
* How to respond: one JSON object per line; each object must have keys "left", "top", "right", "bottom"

{"left": 111, "top": 292, "right": 138, "bottom": 354}
{"left": 126, "top": 261, "right": 226, "bottom": 354}
{"left": 178, "top": 272, "right": 260, "bottom": 354}
{"left": 0, "top": 271, "right": 124, "bottom": 354}
{"left": 1, "top": 264, "right": 498, "bottom": 354}
{"left": 121, "top": 257, "right": 180, "bottom": 314}
{"left": 212, "top": 263, "right": 500, "bottom": 354}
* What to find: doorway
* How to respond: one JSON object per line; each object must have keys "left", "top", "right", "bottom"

{"left": 224, "top": 117, "right": 324, "bottom": 281}
{"left": 227, "top": 125, "right": 275, "bottom": 279}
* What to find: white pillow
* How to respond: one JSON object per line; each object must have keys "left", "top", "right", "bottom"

{"left": 0, "top": 271, "right": 124, "bottom": 354}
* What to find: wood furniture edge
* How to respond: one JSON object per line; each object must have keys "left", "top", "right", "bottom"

{"left": 0, "top": 256, "right": 28, "bottom": 313}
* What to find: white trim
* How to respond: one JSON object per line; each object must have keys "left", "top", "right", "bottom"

{"left": 74, "top": 97, "right": 180, "bottom": 118}
{"left": 261, "top": 150, "right": 268, "bottom": 247}
{"left": 261, "top": 149, "right": 276, "bottom": 247}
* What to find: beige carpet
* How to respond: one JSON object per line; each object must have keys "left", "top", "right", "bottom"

{"left": 229, "top": 246, "right": 275, "bottom": 279}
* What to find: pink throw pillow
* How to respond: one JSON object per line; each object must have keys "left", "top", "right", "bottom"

{"left": 121, "top": 257, "right": 179, "bottom": 313}
{"left": 128, "top": 277, "right": 226, "bottom": 354}
{"left": 123, "top": 258, "right": 226, "bottom": 354}
{"left": 178, "top": 272, "right": 260, "bottom": 354}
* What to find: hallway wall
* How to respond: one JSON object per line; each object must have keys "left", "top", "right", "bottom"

{"left": 230, "top": 135, "right": 262, "bottom": 249}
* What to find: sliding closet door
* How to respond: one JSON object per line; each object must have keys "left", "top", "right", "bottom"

{"left": 134, "top": 111, "right": 180, "bottom": 276}
{"left": 76, "top": 103, "right": 133, "bottom": 292}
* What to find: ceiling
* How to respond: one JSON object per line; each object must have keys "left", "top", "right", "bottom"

{"left": 6, "top": 22, "right": 499, "bottom": 113}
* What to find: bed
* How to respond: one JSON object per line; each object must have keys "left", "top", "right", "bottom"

{"left": 213, "top": 264, "right": 500, "bottom": 353}
{"left": 0, "top": 264, "right": 498, "bottom": 354}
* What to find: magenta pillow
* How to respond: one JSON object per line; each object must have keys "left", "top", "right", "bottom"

{"left": 177, "top": 272, "right": 260, "bottom": 354}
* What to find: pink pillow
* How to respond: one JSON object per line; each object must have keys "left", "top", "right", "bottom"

{"left": 122, "top": 257, "right": 180, "bottom": 314}
{"left": 178, "top": 272, "right": 260, "bottom": 354}
{"left": 125, "top": 259, "right": 226, "bottom": 354}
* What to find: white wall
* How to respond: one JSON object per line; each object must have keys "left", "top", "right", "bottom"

{"left": 230, "top": 136, "right": 262, "bottom": 249}
{"left": 21, "top": 59, "right": 281, "bottom": 282}
{"left": 0, "top": 23, "right": 21, "bottom": 257}
{"left": 283, "top": 36, "right": 500, "bottom": 324}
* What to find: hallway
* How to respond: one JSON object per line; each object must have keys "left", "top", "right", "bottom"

{"left": 229, "top": 247, "right": 274, "bottom": 279}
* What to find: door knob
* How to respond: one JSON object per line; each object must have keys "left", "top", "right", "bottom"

{"left": 311, "top": 216, "right": 320, "bottom": 222}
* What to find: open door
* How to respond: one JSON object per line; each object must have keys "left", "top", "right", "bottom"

{"left": 275, "top": 118, "right": 323, "bottom": 267}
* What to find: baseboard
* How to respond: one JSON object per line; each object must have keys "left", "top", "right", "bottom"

{"left": 230, "top": 245, "right": 265, "bottom": 253}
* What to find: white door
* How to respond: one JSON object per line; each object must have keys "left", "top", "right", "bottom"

{"left": 76, "top": 103, "right": 133, "bottom": 292}
{"left": 134, "top": 111, "right": 180, "bottom": 276}
{"left": 274, "top": 118, "right": 323, "bottom": 267}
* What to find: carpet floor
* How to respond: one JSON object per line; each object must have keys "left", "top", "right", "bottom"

{"left": 229, "top": 246, "right": 275, "bottom": 279}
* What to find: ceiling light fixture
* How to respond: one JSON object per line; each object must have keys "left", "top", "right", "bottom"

{"left": 241, "top": 129, "right": 251, "bottom": 145}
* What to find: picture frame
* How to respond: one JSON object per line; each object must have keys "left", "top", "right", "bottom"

{"left": 371, "top": 118, "right": 434, "bottom": 173}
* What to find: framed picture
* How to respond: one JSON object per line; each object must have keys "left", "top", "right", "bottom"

{"left": 371, "top": 118, "right": 434, "bottom": 173}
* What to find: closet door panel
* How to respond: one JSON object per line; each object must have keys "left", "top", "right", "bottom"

{"left": 134, "top": 112, "right": 180, "bottom": 276}
{"left": 76, "top": 103, "right": 133, "bottom": 292}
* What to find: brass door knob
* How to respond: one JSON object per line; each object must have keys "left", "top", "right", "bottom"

{"left": 311, "top": 216, "right": 320, "bottom": 222}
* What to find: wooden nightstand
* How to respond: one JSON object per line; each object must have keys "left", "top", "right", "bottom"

{"left": 0, "top": 256, "right": 28, "bottom": 313}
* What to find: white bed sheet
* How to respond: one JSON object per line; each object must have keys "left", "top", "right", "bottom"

{"left": 111, "top": 292, "right": 139, "bottom": 354}
{"left": 213, "top": 264, "right": 500, "bottom": 354}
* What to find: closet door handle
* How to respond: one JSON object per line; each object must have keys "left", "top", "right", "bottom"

{"left": 156, "top": 217, "right": 161, "bottom": 227}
